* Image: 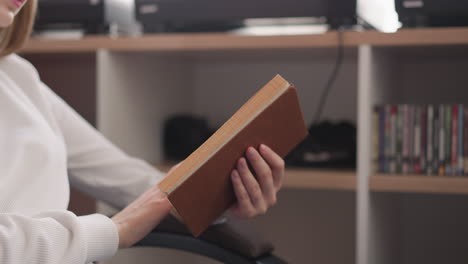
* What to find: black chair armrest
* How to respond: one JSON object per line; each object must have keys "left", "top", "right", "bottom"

{"left": 135, "top": 215, "right": 287, "bottom": 264}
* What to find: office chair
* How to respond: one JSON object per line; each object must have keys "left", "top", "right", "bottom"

{"left": 135, "top": 215, "right": 287, "bottom": 264}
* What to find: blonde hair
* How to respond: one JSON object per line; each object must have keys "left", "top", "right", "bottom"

{"left": 0, "top": 0, "right": 37, "bottom": 57}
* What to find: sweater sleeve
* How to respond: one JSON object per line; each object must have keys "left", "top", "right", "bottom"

{"left": 0, "top": 212, "right": 118, "bottom": 264}
{"left": 39, "top": 82, "right": 166, "bottom": 209}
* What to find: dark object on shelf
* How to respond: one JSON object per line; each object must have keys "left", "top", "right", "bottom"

{"left": 136, "top": 215, "right": 287, "bottom": 264}
{"left": 286, "top": 121, "right": 356, "bottom": 168}
{"left": 34, "top": 0, "right": 107, "bottom": 34}
{"left": 163, "top": 115, "right": 214, "bottom": 161}
{"left": 135, "top": 0, "right": 357, "bottom": 33}
{"left": 395, "top": 0, "right": 468, "bottom": 27}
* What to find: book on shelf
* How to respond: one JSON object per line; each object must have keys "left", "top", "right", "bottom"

{"left": 158, "top": 75, "right": 308, "bottom": 236}
{"left": 384, "top": 105, "right": 392, "bottom": 173}
{"left": 379, "top": 106, "right": 386, "bottom": 172}
{"left": 427, "top": 105, "right": 434, "bottom": 175}
{"left": 420, "top": 106, "right": 427, "bottom": 174}
{"left": 373, "top": 106, "right": 380, "bottom": 174}
{"left": 458, "top": 105, "right": 464, "bottom": 175}
{"left": 390, "top": 105, "right": 398, "bottom": 173}
{"left": 408, "top": 105, "right": 415, "bottom": 174}
{"left": 438, "top": 105, "right": 445, "bottom": 176}
{"left": 413, "top": 106, "right": 421, "bottom": 174}
{"left": 433, "top": 105, "right": 440, "bottom": 175}
{"left": 452, "top": 105, "right": 458, "bottom": 176}
{"left": 402, "top": 105, "right": 410, "bottom": 174}
{"left": 464, "top": 107, "right": 468, "bottom": 174}
{"left": 445, "top": 105, "right": 452, "bottom": 175}
{"left": 374, "top": 103, "right": 468, "bottom": 177}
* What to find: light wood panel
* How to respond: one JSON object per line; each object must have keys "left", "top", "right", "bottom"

{"left": 351, "top": 27, "right": 468, "bottom": 47}
{"left": 371, "top": 174, "right": 468, "bottom": 195}
{"left": 284, "top": 169, "right": 356, "bottom": 190}
{"left": 20, "top": 27, "right": 468, "bottom": 54}
{"left": 22, "top": 31, "right": 351, "bottom": 53}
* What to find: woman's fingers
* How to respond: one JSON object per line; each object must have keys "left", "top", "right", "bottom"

{"left": 245, "top": 147, "right": 277, "bottom": 207}
{"left": 237, "top": 157, "right": 268, "bottom": 215}
{"left": 229, "top": 145, "right": 285, "bottom": 218}
{"left": 231, "top": 169, "right": 256, "bottom": 217}
{"left": 259, "top": 144, "right": 285, "bottom": 190}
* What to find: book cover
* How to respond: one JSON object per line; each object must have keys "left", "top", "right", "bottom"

{"left": 452, "top": 105, "right": 458, "bottom": 176}
{"left": 445, "top": 105, "right": 452, "bottom": 176}
{"left": 158, "top": 75, "right": 308, "bottom": 236}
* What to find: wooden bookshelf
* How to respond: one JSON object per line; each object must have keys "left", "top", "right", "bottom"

{"left": 371, "top": 174, "right": 468, "bottom": 195}
{"left": 20, "top": 27, "right": 468, "bottom": 54}
{"left": 26, "top": 26, "right": 468, "bottom": 263}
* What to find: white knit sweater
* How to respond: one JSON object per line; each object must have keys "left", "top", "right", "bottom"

{"left": 0, "top": 54, "right": 165, "bottom": 263}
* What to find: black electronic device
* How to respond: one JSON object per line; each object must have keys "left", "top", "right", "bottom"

{"left": 285, "top": 121, "right": 356, "bottom": 169}
{"left": 135, "top": 0, "right": 357, "bottom": 33}
{"left": 34, "top": 0, "right": 107, "bottom": 34}
{"left": 396, "top": 0, "right": 468, "bottom": 27}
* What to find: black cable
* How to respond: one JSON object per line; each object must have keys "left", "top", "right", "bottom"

{"left": 312, "top": 30, "right": 345, "bottom": 124}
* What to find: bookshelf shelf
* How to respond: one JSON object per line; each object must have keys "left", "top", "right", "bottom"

{"left": 156, "top": 163, "right": 355, "bottom": 191}
{"left": 371, "top": 174, "right": 468, "bottom": 195}
{"left": 21, "top": 27, "right": 468, "bottom": 54}
{"left": 284, "top": 168, "right": 356, "bottom": 190}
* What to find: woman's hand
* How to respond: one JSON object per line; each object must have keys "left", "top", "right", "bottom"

{"left": 228, "top": 144, "right": 285, "bottom": 218}
{"left": 111, "top": 185, "right": 172, "bottom": 249}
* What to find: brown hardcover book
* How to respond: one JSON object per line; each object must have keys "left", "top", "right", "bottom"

{"left": 158, "top": 75, "right": 308, "bottom": 236}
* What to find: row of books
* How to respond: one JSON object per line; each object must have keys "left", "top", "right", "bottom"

{"left": 373, "top": 104, "right": 468, "bottom": 176}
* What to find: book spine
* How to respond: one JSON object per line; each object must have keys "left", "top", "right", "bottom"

{"left": 408, "top": 105, "right": 415, "bottom": 174}
{"left": 390, "top": 105, "right": 398, "bottom": 174}
{"left": 433, "top": 105, "right": 440, "bottom": 175}
{"left": 402, "top": 104, "right": 410, "bottom": 174}
{"left": 420, "top": 106, "right": 427, "bottom": 174}
{"left": 445, "top": 105, "right": 452, "bottom": 176}
{"left": 458, "top": 104, "right": 464, "bottom": 176}
{"left": 427, "top": 105, "right": 434, "bottom": 175}
{"left": 396, "top": 105, "right": 404, "bottom": 174}
{"left": 464, "top": 107, "right": 468, "bottom": 176}
{"left": 379, "top": 106, "right": 386, "bottom": 173}
{"left": 414, "top": 106, "right": 421, "bottom": 174}
{"left": 438, "top": 104, "right": 445, "bottom": 176}
{"left": 373, "top": 106, "right": 379, "bottom": 173}
{"left": 384, "top": 105, "right": 392, "bottom": 173}
{"left": 452, "top": 104, "right": 459, "bottom": 176}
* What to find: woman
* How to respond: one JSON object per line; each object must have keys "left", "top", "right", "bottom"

{"left": 0, "top": 0, "right": 286, "bottom": 263}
